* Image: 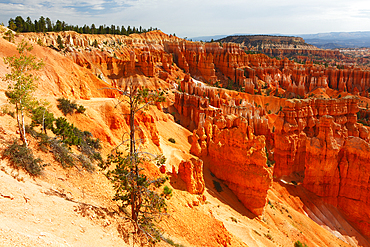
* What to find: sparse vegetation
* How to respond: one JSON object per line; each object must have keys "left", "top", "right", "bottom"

{"left": 294, "top": 240, "right": 308, "bottom": 247}
{"left": 164, "top": 237, "right": 186, "bottom": 247}
{"left": 168, "top": 137, "right": 176, "bottom": 143}
{"left": 1, "top": 104, "right": 15, "bottom": 117}
{"left": 56, "top": 98, "right": 77, "bottom": 115}
{"left": 213, "top": 180, "right": 223, "bottom": 192}
{"left": 357, "top": 111, "right": 370, "bottom": 127}
{"left": 264, "top": 233, "right": 273, "bottom": 241}
{"left": 162, "top": 185, "right": 173, "bottom": 199}
{"left": 92, "top": 39, "right": 98, "bottom": 48}
{"left": 78, "top": 153, "right": 95, "bottom": 172}
{"left": 3, "top": 30, "right": 14, "bottom": 42}
{"left": 266, "top": 148, "right": 275, "bottom": 167}
{"left": 3, "top": 140, "right": 44, "bottom": 176}
{"left": 49, "top": 138, "right": 76, "bottom": 168}
{"left": 76, "top": 105, "right": 86, "bottom": 114}
{"left": 57, "top": 35, "right": 64, "bottom": 50}
{"left": 37, "top": 39, "right": 43, "bottom": 46}
{"left": 27, "top": 104, "right": 101, "bottom": 171}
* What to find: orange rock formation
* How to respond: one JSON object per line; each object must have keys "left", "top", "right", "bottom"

{"left": 190, "top": 114, "right": 272, "bottom": 216}
{"left": 178, "top": 158, "right": 205, "bottom": 194}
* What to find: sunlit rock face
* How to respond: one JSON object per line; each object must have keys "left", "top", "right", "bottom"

{"left": 191, "top": 115, "right": 272, "bottom": 216}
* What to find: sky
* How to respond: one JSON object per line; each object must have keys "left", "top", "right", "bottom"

{"left": 0, "top": 0, "right": 370, "bottom": 38}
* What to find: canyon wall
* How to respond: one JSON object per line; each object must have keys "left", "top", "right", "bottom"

{"left": 174, "top": 78, "right": 273, "bottom": 216}
{"left": 175, "top": 75, "right": 370, "bottom": 237}
{"left": 23, "top": 31, "right": 370, "bottom": 99}
{"left": 20, "top": 31, "right": 370, "bottom": 237}
{"left": 190, "top": 114, "right": 272, "bottom": 216}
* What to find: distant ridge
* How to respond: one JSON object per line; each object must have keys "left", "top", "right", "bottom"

{"left": 215, "top": 35, "right": 317, "bottom": 50}
{"left": 190, "top": 34, "right": 228, "bottom": 42}
{"left": 300, "top": 31, "right": 370, "bottom": 48}
{"left": 191, "top": 31, "right": 370, "bottom": 48}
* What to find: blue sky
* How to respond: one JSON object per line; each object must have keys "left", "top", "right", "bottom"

{"left": 0, "top": 0, "right": 370, "bottom": 38}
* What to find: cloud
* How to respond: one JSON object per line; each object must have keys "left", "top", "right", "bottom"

{"left": 0, "top": 0, "right": 369, "bottom": 37}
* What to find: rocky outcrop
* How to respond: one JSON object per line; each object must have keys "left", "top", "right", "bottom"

{"left": 22, "top": 31, "right": 185, "bottom": 91}
{"left": 164, "top": 41, "right": 217, "bottom": 83}
{"left": 262, "top": 48, "right": 343, "bottom": 60}
{"left": 174, "top": 76, "right": 271, "bottom": 136}
{"left": 271, "top": 95, "right": 370, "bottom": 238}
{"left": 23, "top": 31, "right": 370, "bottom": 98}
{"left": 190, "top": 115, "right": 272, "bottom": 216}
{"left": 303, "top": 115, "right": 342, "bottom": 204}
{"left": 273, "top": 97, "right": 359, "bottom": 178}
{"left": 337, "top": 137, "right": 370, "bottom": 238}
{"left": 178, "top": 158, "right": 205, "bottom": 194}
{"left": 169, "top": 40, "right": 370, "bottom": 97}
{"left": 303, "top": 132, "right": 370, "bottom": 238}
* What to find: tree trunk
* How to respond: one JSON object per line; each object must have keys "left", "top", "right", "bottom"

{"left": 20, "top": 108, "right": 28, "bottom": 147}
{"left": 15, "top": 103, "right": 28, "bottom": 147}
{"left": 42, "top": 108, "right": 46, "bottom": 134}
{"left": 130, "top": 96, "right": 139, "bottom": 225}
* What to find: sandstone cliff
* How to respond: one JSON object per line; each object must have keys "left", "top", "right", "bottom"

{"left": 190, "top": 114, "right": 272, "bottom": 216}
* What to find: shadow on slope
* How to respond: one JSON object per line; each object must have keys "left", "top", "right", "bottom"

{"left": 202, "top": 157, "right": 258, "bottom": 220}
{"left": 277, "top": 180, "right": 370, "bottom": 247}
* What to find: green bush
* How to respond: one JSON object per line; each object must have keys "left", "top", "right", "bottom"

{"left": 3, "top": 30, "right": 14, "bottom": 42}
{"left": 92, "top": 39, "right": 98, "bottom": 48}
{"left": 31, "top": 106, "right": 55, "bottom": 133}
{"left": 57, "top": 98, "right": 77, "bottom": 115}
{"left": 1, "top": 105, "right": 15, "bottom": 117}
{"left": 162, "top": 185, "right": 173, "bottom": 198}
{"left": 168, "top": 137, "right": 176, "bottom": 143}
{"left": 57, "top": 35, "right": 64, "bottom": 49}
{"left": 264, "top": 233, "right": 273, "bottom": 241}
{"left": 231, "top": 216, "right": 238, "bottom": 223}
{"left": 76, "top": 105, "right": 86, "bottom": 114}
{"left": 53, "top": 117, "right": 81, "bottom": 146}
{"left": 3, "top": 140, "right": 43, "bottom": 176}
{"left": 294, "top": 240, "right": 308, "bottom": 247}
